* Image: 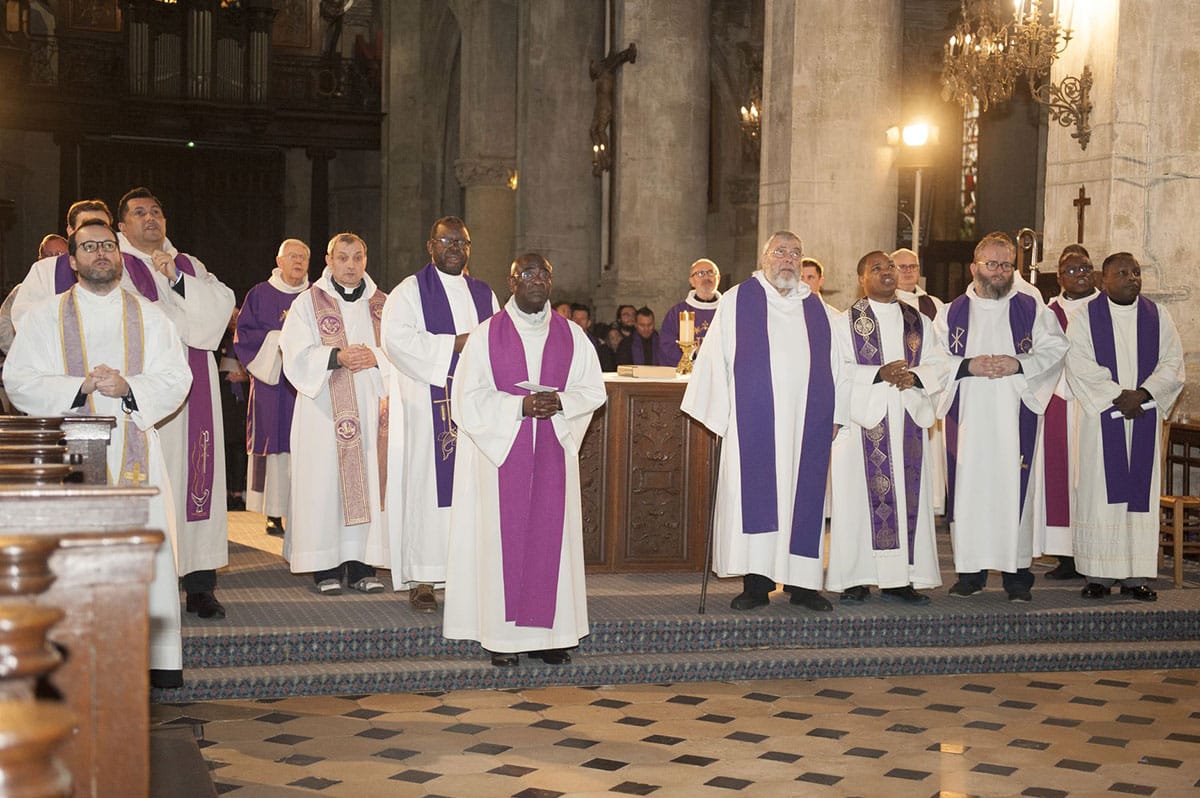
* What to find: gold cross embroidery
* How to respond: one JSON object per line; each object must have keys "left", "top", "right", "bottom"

{"left": 123, "top": 462, "right": 148, "bottom": 485}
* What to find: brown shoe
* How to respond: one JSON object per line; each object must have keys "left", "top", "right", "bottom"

{"left": 410, "top": 583, "right": 437, "bottom": 612}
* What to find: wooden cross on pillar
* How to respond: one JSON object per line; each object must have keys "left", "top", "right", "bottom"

{"left": 1073, "top": 185, "right": 1091, "bottom": 244}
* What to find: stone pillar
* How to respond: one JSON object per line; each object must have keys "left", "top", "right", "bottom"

{"left": 307, "top": 147, "right": 334, "bottom": 269}
{"left": 759, "top": 0, "right": 901, "bottom": 305}
{"left": 1043, "top": 0, "right": 1200, "bottom": 371}
{"left": 603, "top": 0, "right": 710, "bottom": 321}
{"left": 454, "top": 0, "right": 518, "bottom": 293}
{"left": 515, "top": 0, "right": 603, "bottom": 306}
{"left": 379, "top": 0, "right": 423, "bottom": 290}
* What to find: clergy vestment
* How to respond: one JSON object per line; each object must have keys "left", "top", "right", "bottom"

{"left": 1064, "top": 294, "right": 1184, "bottom": 580}
{"left": 443, "top": 298, "right": 605, "bottom": 654}
{"left": 1035, "top": 291, "right": 1098, "bottom": 559}
{"left": 280, "top": 270, "right": 392, "bottom": 576}
{"left": 381, "top": 264, "right": 498, "bottom": 588}
{"left": 935, "top": 283, "right": 1068, "bottom": 578}
{"left": 681, "top": 272, "right": 840, "bottom": 590}
{"left": 827, "top": 298, "right": 949, "bottom": 592}
{"left": 898, "top": 287, "right": 948, "bottom": 515}
{"left": 234, "top": 269, "right": 308, "bottom": 518}
{"left": 658, "top": 290, "right": 720, "bottom": 366}
{"left": 3, "top": 287, "right": 193, "bottom": 670}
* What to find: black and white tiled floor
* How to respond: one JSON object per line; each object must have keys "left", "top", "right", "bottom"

{"left": 154, "top": 668, "right": 1200, "bottom": 797}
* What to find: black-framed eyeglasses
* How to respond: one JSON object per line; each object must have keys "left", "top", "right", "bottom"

{"left": 433, "top": 237, "right": 471, "bottom": 249}
{"left": 977, "top": 260, "right": 1015, "bottom": 272}
{"left": 78, "top": 240, "right": 119, "bottom": 253}
{"left": 1060, "top": 264, "right": 1093, "bottom": 276}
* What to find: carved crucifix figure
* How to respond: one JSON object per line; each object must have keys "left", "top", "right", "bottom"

{"left": 1074, "top": 185, "right": 1091, "bottom": 244}
{"left": 589, "top": 42, "right": 637, "bottom": 177}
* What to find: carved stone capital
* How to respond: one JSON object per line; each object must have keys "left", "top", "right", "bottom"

{"left": 454, "top": 157, "right": 516, "bottom": 188}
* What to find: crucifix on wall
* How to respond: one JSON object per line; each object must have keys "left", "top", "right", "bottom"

{"left": 589, "top": 43, "right": 637, "bottom": 176}
{"left": 1073, "top": 185, "right": 1091, "bottom": 244}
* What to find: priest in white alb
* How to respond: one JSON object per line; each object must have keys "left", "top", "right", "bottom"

{"left": 3, "top": 219, "right": 193, "bottom": 689}
{"left": 444, "top": 253, "right": 605, "bottom": 667}
{"left": 935, "top": 231, "right": 1068, "bottom": 602}
{"left": 1066, "top": 252, "right": 1184, "bottom": 603}
{"left": 681, "top": 231, "right": 841, "bottom": 613}
{"left": 827, "top": 251, "right": 949, "bottom": 604}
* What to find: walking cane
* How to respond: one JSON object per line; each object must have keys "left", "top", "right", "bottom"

{"left": 698, "top": 436, "right": 722, "bottom": 614}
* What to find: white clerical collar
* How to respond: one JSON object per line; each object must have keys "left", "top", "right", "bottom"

{"left": 506, "top": 296, "right": 549, "bottom": 326}
{"left": 1108, "top": 296, "right": 1139, "bottom": 314}
{"left": 117, "top": 231, "right": 177, "bottom": 259}
{"left": 434, "top": 266, "right": 467, "bottom": 286}
{"left": 753, "top": 269, "right": 810, "bottom": 300}
{"left": 685, "top": 289, "right": 721, "bottom": 309}
{"left": 268, "top": 267, "right": 308, "bottom": 294}
{"left": 74, "top": 284, "right": 122, "bottom": 304}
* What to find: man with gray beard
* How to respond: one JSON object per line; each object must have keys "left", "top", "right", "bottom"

{"left": 935, "top": 232, "right": 1068, "bottom": 603}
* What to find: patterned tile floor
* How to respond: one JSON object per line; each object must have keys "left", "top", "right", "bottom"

{"left": 153, "top": 668, "right": 1200, "bottom": 797}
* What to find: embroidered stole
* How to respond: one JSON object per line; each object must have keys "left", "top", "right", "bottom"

{"left": 1043, "top": 300, "right": 1071, "bottom": 526}
{"left": 416, "top": 263, "right": 495, "bottom": 508}
{"left": 1088, "top": 294, "right": 1160, "bottom": 512}
{"left": 59, "top": 287, "right": 151, "bottom": 488}
{"left": 917, "top": 294, "right": 937, "bottom": 321}
{"left": 489, "top": 310, "right": 574, "bottom": 628}
{"left": 733, "top": 280, "right": 834, "bottom": 557}
{"left": 849, "top": 298, "right": 924, "bottom": 564}
{"left": 944, "top": 290, "right": 1038, "bottom": 523}
{"left": 310, "top": 285, "right": 388, "bottom": 526}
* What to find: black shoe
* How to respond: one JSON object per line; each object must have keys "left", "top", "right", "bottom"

{"left": 266, "top": 516, "right": 285, "bottom": 537}
{"left": 227, "top": 494, "right": 246, "bottom": 511}
{"left": 185, "top": 591, "right": 226, "bottom": 619}
{"left": 1119, "top": 585, "right": 1157, "bottom": 602}
{"left": 1007, "top": 590, "right": 1033, "bottom": 603}
{"left": 730, "top": 591, "right": 770, "bottom": 611}
{"left": 490, "top": 651, "right": 519, "bottom": 667}
{"left": 1081, "top": 582, "right": 1110, "bottom": 599}
{"left": 881, "top": 585, "right": 931, "bottom": 605}
{"left": 948, "top": 582, "right": 983, "bottom": 597}
{"left": 789, "top": 588, "right": 833, "bottom": 612}
{"left": 150, "top": 669, "right": 183, "bottom": 689}
{"left": 1045, "top": 561, "right": 1082, "bottom": 580}
{"left": 529, "top": 649, "right": 571, "bottom": 665}
{"left": 840, "top": 585, "right": 870, "bottom": 603}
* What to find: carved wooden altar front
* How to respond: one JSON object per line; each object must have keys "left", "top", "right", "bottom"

{"left": 580, "top": 378, "right": 716, "bottom": 572}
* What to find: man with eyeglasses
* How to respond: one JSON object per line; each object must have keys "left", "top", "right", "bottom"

{"left": 4, "top": 219, "right": 193, "bottom": 689}
{"left": 1066, "top": 252, "right": 1184, "bottom": 603}
{"left": 234, "top": 239, "right": 312, "bottom": 539}
{"left": 936, "top": 231, "right": 1068, "bottom": 603}
{"left": 444, "top": 253, "right": 606, "bottom": 667}
{"left": 1038, "top": 245, "right": 1100, "bottom": 582}
{"left": 381, "top": 216, "right": 499, "bottom": 613}
{"left": 682, "top": 231, "right": 841, "bottom": 613}
{"left": 658, "top": 259, "right": 722, "bottom": 366}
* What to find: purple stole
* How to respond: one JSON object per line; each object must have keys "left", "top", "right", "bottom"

{"left": 415, "top": 263, "right": 495, "bottom": 508}
{"left": 631, "top": 332, "right": 660, "bottom": 365}
{"left": 733, "top": 279, "right": 834, "bottom": 557}
{"left": 310, "top": 284, "right": 388, "bottom": 525}
{"left": 917, "top": 294, "right": 937, "bottom": 321}
{"left": 56, "top": 252, "right": 218, "bottom": 520}
{"left": 488, "top": 310, "right": 574, "bottom": 628}
{"left": 848, "top": 298, "right": 923, "bottom": 564}
{"left": 944, "top": 290, "right": 1038, "bottom": 523}
{"left": 1043, "top": 300, "right": 1071, "bottom": 527}
{"left": 1088, "top": 294, "right": 1160, "bottom": 512}
{"left": 59, "top": 287, "right": 151, "bottom": 488}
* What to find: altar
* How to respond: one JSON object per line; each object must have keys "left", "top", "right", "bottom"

{"left": 579, "top": 375, "right": 716, "bottom": 573}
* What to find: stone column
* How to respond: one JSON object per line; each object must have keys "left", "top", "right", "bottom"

{"left": 759, "top": 0, "right": 901, "bottom": 305}
{"left": 379, "top": 0, "right": 422, "bottom": 290}
{"left": 603, "top": 0, "right": 710, "bottom": 321}
{"left": 515, "top": 0, "right": 602, "bottom": 306}
{"left": 307, "top": 147, "right": 334, "bottom": 265}
{"left": 455, "top": 0, "right": 518, "bottom": 292}
{"left": 1043, "top": 0, "right": 1200, "bottom": 371}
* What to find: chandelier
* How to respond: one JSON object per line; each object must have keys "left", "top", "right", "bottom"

{"left": 941, "top": 0, "right": 1092, "bottom": 149}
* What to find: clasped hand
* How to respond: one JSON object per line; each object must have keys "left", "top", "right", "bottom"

{"left": 879, "top": 359, "right": 915, "bottom": 391}
{"left": 337, "top": 344, "right": 377, "bottom": 372}
{"left": 82, "top": 364, "right": 130, "bottom": 398}
{"left": 1112, "top": 388, "right": 1147, "bottom": 419}
{"left": 522, "top": 391, "right": 560, "bottom": 419}
{"left": 967, "top": 354, "right": 1019, "bottom": 379}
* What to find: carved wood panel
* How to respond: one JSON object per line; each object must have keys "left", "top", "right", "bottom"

{"left": 578, "top": 405, "right": 607, "bottom": 566}
{"left": 623, "top": 393, "right": 689, "bottom": 562}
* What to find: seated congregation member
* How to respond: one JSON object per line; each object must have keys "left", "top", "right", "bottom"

{"left": 935, "top": 231, "right": 1068, "bottom": 602}
{"left": 234, "top": 239, "right": 311, "bottom": 538}
{"left": 682, "top": 231, "right": 840, "bottom": 613}
{"left": 614, "top": 306, "right": 660, "bottom": 366}
{"left": 591, "top": 322, "right": 618, "bottom": 372}
{"left": 3, "top": 220, "right": 192, "bottom": 688}
{"left": 614, "top": 304, "right": 636, "bottom": 337}
{"left": 280, "top": 233, "right": 391, "bottom": 595}
{"left": 1066, "top": 252, "right": 1184, "bottom": 602}
{"left": 827, "top": 251, "right": 949, "bottom": 604}
{"left": 659, "top": 258, "right": 722, "bottom": 366}
{"left": 444, "top": 253, "right": 606, "bottom": 667}
{"left": 570, "top": 303, "right": 616, "bottom": 372}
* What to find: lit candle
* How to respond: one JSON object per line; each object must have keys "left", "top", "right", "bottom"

{"left": 679, "top": 311, "right": 694, "bottom": 345}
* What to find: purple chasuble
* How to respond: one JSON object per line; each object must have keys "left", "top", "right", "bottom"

{"left": 1087, "top": 294, "right": 1160, "bottom": 512}
{"left": 234, "top": 282, "right": 300, "bottom": 458}
{"left": 488, "top": 310, "right": 575, "bottom": 628}
{"left": 733, "top": 280, "right": 834, "bottom": 557}
{"left": 659, "top": 300, "right": 718, "bottom": 366}
{"left": 848, "top": 298, "right": 924, "bottom": 564}
{"left": 944, "top": 290, "right": 1038, "bottom": 524}
{"left": 416, "top": 263, "right": 496, "bottom": 508}
{"left": 1043, "top": 300, "right": 1071, "bottom": 526}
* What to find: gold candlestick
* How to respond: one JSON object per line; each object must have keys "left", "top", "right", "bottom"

{"left": 676, "top": 340, "right": 696, "bottom": 375}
